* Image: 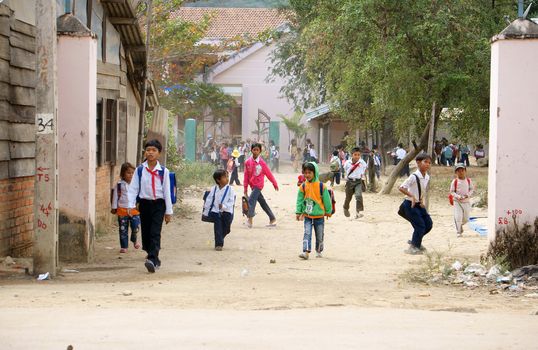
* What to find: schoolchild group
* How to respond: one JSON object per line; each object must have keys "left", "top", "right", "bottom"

{"left": 111, "top": 139, "right": 475, "bottom": 273}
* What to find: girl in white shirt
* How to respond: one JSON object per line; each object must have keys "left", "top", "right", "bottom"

{"left": 111, "top": 162, "right": 140, "bottom": 253}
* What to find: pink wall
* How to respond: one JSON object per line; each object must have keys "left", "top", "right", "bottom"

{"left": 57, "top": 35, "right": 97, "bottom": 259}
{"left": 212, "top": 44, "right": 296, "bottom": 156}
{"left": 488, "top": 38, "right": 538, "bottom": 240}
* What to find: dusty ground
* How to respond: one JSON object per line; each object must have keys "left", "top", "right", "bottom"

{"left": 1, "top": 164, "right": 537, "bottom": 349}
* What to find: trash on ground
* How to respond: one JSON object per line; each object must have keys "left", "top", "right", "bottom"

{"left": 37, "top": 272, "right": 50, "bottom": 281}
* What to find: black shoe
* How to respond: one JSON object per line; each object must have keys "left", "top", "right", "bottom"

{"left": 144, "top": 259, "right": 156, "bottom": 273}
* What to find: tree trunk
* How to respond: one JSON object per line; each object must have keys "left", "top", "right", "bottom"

{"left": 380, "top": 115, "right": 397, "bottom": 176}
{"left": 380, "top": 104, "right": 440, "bottom": 195}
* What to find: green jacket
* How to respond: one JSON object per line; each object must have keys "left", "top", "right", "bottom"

{"left": 296, "top": 162, "right": 333, "bottom": 218}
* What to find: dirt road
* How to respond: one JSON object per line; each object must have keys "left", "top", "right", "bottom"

{"left": 1, "top": 168, "right": 537, "bottom": 348}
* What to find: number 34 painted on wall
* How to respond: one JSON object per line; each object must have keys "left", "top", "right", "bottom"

{"left": 36, "top": 113, "right": 54, "bottom": 134}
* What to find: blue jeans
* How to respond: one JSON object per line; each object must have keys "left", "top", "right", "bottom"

{"left": 118, "top": 215, "right": 140, "bottom": 249}
{"left": 402, "top": 200, "right": 433, "bottom": 248}
{"left": 247, "top": 187, "right": 275, "bottom": 221}
{"left": 303, "top": 217, "right": 325, "bottom": 253}
{"left": 214, "top": 212, "right": 233, "bottom": 247}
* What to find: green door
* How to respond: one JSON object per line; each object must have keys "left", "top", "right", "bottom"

{"left": 269, "top": 121, "right": 280, "bottom": 148}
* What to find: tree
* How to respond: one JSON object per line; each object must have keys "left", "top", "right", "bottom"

{"left": 270, "top": 0, "right": 515, "bottom": 193}
{"left": 138, "top": 0, "right": 240, "bottom": 129}
{"left": 279, "top": 111, "right": 308, "bottom": 146}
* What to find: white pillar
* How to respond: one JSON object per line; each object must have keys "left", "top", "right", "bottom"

{"left": 488, "top": 19, "right": 538, "bottom": 240}
{"left": 319, "top": 124, "right": 323, "bottom": 163}
{"left": 57, "top": 15, "right": 97, "bottom": 261}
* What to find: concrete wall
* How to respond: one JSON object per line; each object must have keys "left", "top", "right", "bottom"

{"left": 488, "top": 37, "right": 538, "bottom": 239}
{"left": 57, "top": 34, "right": 97, "bottom": 262}
{"left": 211, "top": 43, "right": 295, "bottom": 157}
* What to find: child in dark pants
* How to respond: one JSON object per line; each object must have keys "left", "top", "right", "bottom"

{"left": 203, "top": 169, "right": 236, "bottom": 251}
{"left": 398, "top": 153, "right": 433, "bottom": 255}
{"left": 342, "top": 147, "right": 367, "bottom": 219}
{"left": 128, "top": 139, "right": 173, "bottom": 273}
{"left": 111, "top": 162, "right": 140, "bottom": 253}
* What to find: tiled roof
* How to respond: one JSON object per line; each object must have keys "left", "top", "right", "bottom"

{"left": 170, "top": 7, "right": 289, "bottom": 39}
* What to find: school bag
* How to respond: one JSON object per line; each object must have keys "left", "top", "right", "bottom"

{"left": 398, "top": 174, "right": 421, "bottom": 222}
{"left": 226, "top": 158, "right": 234, "bottom": 173}
{"left": 301, "top": 182, "right": 336, "bottom": 215}
{"left": 329, "top": 157, "right": 340, "bottom": 172}
{"left": 136, "top": 165, "right": 178, "bottom": 205}
{"left": 241, "top": 196, "right": 249, "bottom": 216}
{"left": 202, "top": 185, "right": 230, "bottom": 223}
{"left": 448, "top": 178, "right": 471, "bottom": 206}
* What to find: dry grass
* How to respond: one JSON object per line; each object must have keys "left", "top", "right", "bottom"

{"left": 487, "top": 217, "right": 538, "bottom": 269}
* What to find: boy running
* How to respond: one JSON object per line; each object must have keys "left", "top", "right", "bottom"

{"left": 244, "top": 143, "right": 279, "bottom": 228}
{"left": 343, "top": 147, "right": 367, "bottom": 218}
{"left": 450, "top": 163, "right": 474, "bottom": 237}
{"left": 296, "top": 162, "right": 333, "bottom": 259}
{"left": 398, "top": 153, "right": 433, "bottom": 254}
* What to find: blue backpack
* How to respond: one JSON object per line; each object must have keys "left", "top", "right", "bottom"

{"left": 136, "top": 165, "right": 178, "bottom": 204}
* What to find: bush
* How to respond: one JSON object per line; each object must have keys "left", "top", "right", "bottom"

{"left": 487, "top": 217, "right": 538, "bottom": 270}
{"left": 171, "top": 159, "right": 215, "bottom": 188}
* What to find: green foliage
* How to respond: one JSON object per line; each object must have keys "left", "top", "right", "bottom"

{"left": 270, "top": 0, "right": 516, "bottom": 142}
{"left": 171, "top": 159, "right": 215, "bottom": 188}
{"left": 161, "top": 82, "right": 237, "bottom": 122}
{"left": 140, "top": 1, "right": 240, "bottom": 124}
{"left": 185, "top": 0, "right": 288, "bottom": 8}
{"left": 279, "top": 111, "right": 308, "bottom": 144}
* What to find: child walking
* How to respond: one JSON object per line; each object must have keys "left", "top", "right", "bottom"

{"left": 450, "top": 163, "right": 474, "bottom": 237}
{"left": 296, "top": 162, "right": 333, "bottom": 260}
{"left": 244, "top": 143, "right": 279, "bottom": 228}
{"left": 343, "top": 147, "right": 367, "bottom": 218}
{"left": 203, "top": 169, "right": 235, "bottom": 251}
{"left": 128, "top": 139, "right": 173, "bottom": 273}
{"left": 111, "top": 162, "right": 141, "bottom": 253}
{"left": 228, "top": 149, "right": 241, "bottom": 185}
{"left": 329, "top": 150, "right": 341, "bottom": 186}
{"left": 398, "top": 153, "right": 433, "bottom": 254}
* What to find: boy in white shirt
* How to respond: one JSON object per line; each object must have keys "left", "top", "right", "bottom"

{"left": 128, "top": 139, "right": 173, "bottom": 273}
{"left": 450, "top": 163, "right": 474, "bottom": 237}
{"left": 398, "top": 153, "right": 433, "bottom": 255}
{"left": 343, "top": 147, "right": 368, "bottom": 218}
{"left": 309, "top": 144, "right": 318, "bottom": 163}
{"left": 203, "top": 169, "right": 235, "bottom": 251}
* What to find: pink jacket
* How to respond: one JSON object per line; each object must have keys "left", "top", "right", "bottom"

{"left": 243, "top": 156, "right": 278, "bottom": 192}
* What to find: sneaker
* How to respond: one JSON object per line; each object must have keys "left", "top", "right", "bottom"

{"left": 344, "top": 208, "right": 350, "bottom": 217}
{"left": 119, "top": 248, "right": 127, "bottom": 253}
{"left": 299, "top": 252, "right": 309, "bottom": 260}
{"left": 457, "top": 233, "right": 463, "bottom": 238}
{"left": 404, "top": 246, "right": 423, "bottom": 255}
{"left": 355, "top": 213, "right": 364, "bottom": 219}
{"left": 316, "top": 252, "right": 323, "bottom": 258}
{"left": 247, "top": 218, "right": 253, "bottom": 228}
{"left": 407, "top": 240, "right": 427, "bottom": 251}
{"left": 215, "top": 246, "right": 223, "bottom": 251}
{"left": 144, "top": 259, "right": 156, "bottom": 273}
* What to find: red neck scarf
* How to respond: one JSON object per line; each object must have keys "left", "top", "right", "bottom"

{"left": 146, "top": 166, "right": 159, "bottom": 199}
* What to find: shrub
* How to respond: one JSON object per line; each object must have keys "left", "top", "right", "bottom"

{"left": 487, "top": 217, "right": 538, "bottom": 270}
